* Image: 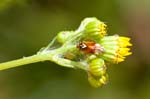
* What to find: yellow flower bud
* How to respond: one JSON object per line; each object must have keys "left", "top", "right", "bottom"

{"left": 88, "top": 73, "right": 108, "bottom": 88}
{"left": 77, "top": 17, "right": 107, "bottom": 38}
{"left": 99, "top": 35, "right": 132, "bottom": 63}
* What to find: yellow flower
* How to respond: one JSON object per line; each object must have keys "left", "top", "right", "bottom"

{"left": 99, "top": 23, "right": 107, "bottom": 37}
{"left": 99, "top": 35, "right": 132, "bottom": 63}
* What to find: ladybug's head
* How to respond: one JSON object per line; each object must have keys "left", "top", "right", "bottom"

{"left": 77, "top": 42, "right": 87, "bottom": 50}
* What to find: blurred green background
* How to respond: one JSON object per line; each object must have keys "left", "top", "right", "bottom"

{"left": 0, "top": 0, "right": 149, "bottom": 99}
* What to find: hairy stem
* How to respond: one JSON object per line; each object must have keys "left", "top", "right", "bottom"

{"left": 0, "top": 54, "right": 50, "bottom": 71}
{"left": 0, "top": 46, "right": 87, "bottom": 71}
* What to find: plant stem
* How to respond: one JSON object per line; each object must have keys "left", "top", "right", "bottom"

{"left": 0, "top": 46, "right": 87, "bottom": 71}
{"left": 0, "top": 54, "right": 49, "bottom": 71}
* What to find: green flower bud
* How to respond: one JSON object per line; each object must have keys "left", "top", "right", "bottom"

{"left": 89, "top": 58, "right": 106, "bottom": 77}
{"left": 88, "top": 73, "right": 108, "bottom": 88}
{"left": 77, "top": 17, "right": 107, "bottom": 39}
{"left": 56, "top": 31, "right": 74, "bottom": 44}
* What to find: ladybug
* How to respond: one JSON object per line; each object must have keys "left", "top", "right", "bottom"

{"left": 77, "top": 41, "right": 105, "bottom": 54}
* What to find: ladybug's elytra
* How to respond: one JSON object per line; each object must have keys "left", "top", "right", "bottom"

{"left": 77, "top": 41, "right": 105, "bottom": 54}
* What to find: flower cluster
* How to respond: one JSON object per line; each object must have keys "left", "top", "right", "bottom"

{"left": 0, "top": 17, "right": 132, "bottom": 87}
{"left": 55, "top": 17, "right": 132, "bottom": 88}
